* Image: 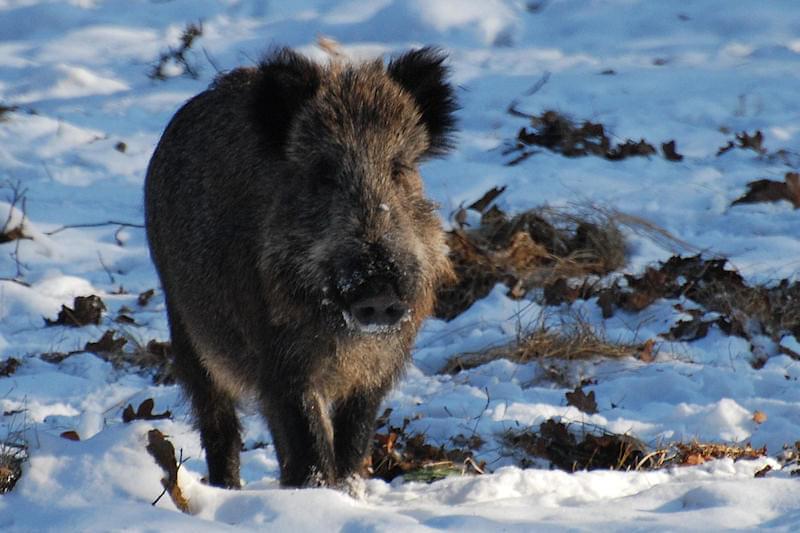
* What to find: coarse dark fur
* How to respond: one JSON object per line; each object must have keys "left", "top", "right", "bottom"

{"left": 144, "top": 47, "right": 457, "bottom": 489}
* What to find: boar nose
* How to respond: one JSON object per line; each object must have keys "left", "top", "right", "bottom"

{"left": 350, "top": 291, "right": 409, "bottom": 328}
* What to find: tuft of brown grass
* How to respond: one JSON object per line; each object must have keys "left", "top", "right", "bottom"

{"left": 441, "top": 316, "right": 648, "bottom": 375}
{"left": 503, "top": 418, "right": 768, "bottom": 474}
{"left": 435, "top": 193, "right": 627, "bottom": 320}
{"left": 368, "top": 409, "right": 486, "bottom": 483}
{"left": 502, "top": 419, "right": 650, "bottom": 472}
{"left": 0, "top": 413, "right": 29, "bottom": 494}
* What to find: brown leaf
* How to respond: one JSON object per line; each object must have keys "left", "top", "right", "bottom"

{"left": 45, "top": 295, "right": 106, "bottom": 327}
{"left": 785, "top": 172, "right": 800, "bottom": 208}
{"left": 115, "top": 314, "right": 136, "bottom": 325}
{"left": 639, "top": 339, "right": 656, "bottom": 363}
{"left": 684, "top": 453, "right": 706, "bottom": 465}
{"left": 146, "top": 429, "right": 190, "bottom": 513}
{"left": 718, "top": 130, "right": 766, "bottom": 156}
{"left": 753, "top": 411, "right": 767, "bottom": 424}
{"left": 467, "top": 186, "right": 507, "bottom": 213}
{"left": 754, "top": 464, "right": 772, "bottom": 478}
{"left": 565, "top": 386, "right": 598, "bottom": 415}
{"left": 661, "top": 140, "right": 684, "bottom": 161}
{"left": 85, "top": 330, "right": 127, "bottom": 354}
{"left": 596, "top": 289, "right": 618, "bottom": 318}
{"left": 0, "top": 358, "right": 20, "bottom": 377}
{"left": 138, "top": 289, "right": 155, "bottom": 307}
{"left": 122, "top": 398, "right": 171, "bottom": 423}
{"left": 732, "top": 179, "right": 792, "bottom": 207}
{"left": 60, "top": 430, "right": 80, "bottom": 441}
{"left": 664, "top": 317, "right": 713, "bottom": 342}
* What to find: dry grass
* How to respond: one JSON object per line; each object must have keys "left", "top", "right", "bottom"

{"left": 436, "top": 200, "right": 628, "bottom": 320}
{"left": 0, "top": 413, "right": 29, "bottom": 494}
{"left": 502, "top": 418, "right": 768, "bottom": 473}
{"left": 441, "top": 315, "right": 647, "bottom": 375}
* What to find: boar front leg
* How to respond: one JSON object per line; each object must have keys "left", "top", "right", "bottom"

{"left": 168, "top": 309, "right": 242, "bottom": 489}
{"left": 332, "top": 390, "right": 384, "bottom": 480}
{"left": 262, "top": 390, "right": 337, "bottom": 487}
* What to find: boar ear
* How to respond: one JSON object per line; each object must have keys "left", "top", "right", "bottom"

{"left": 388, "top": 47, "right": 458, "bottom": 157}
{"left": 253, "top": 48, "right": 322, "bottom": 153}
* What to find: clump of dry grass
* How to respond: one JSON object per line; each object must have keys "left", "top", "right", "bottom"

{"left": 441, "top": 316, "right": 647, "bottom": 375}
{"left": 502, "top": 419, "right": 651, "bottom": 472}
{"left": 435, "top": 190, "right": 628, "bottom": 320}
{"left": 0, "top": 414, "right": 29, "bottom": 494}
{"left": 41, "top": 328, "right": 173, "bottom": 384}
{"left": 502, "top": 418, "right": 768, "bottom": 474}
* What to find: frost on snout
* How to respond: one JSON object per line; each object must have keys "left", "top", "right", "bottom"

{"left": 334, "top": 256, "right": 414, "bottom": 334}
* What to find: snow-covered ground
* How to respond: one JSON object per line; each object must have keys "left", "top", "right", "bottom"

{"left": 2, "top": 1, "right": 800, "bottom": 530}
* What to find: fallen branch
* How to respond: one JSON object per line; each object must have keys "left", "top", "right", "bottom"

{"left": 45, "top": 220, "right": 144, "bottom": 236}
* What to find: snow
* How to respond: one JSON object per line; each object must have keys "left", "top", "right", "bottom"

{"left": 2, "top": 0, "right": 800, "bottom": 530}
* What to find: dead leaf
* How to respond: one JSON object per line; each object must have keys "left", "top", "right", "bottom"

{"left": 467, "top": 186, "right": 507, "bottom": 213}
{"left": 146, "top": 429, "right": 190, "bottom": 513}
{"left": 733, "top": 178, "right": 794, "bottom": 207}
{"left": 684, "top": 453, "right": 705, "bottom": 465}
{"left": 122, "top": 399, "right": 172, "bottom": 423}
{"left": 85, "top": 330, "right": 127, "bottom": 354}
{"left": 785, "top": 172, "right": 800, "bottom": 207}
{"left": 718, "top": 130, "right": 766, "bottom": 156}
{"left": 565, "top": 386, "right": 598, "bottom": 415}
{"left": 60, "top": 430, "right": 80, "bottom": 441}
{"left": 664, "top": 317, "right": 713, "bottom": 342}
{"left": 662, "top": 140, "right": 684, "bottom": 162}
{"left": 115, "top": 314, "right": 136, "bottom": 325}
{"left": 45, "top": 295, "right": 106, "bottom": 327}
{"left": 754, "top": 464, "right": 772, "bottom": 478}
{"left": 138, "top": 289, "right": 155, "bottom": 307}
{"left": 639, "top": 339, "right": 656, "bottom": 362}
{"left": 0, "top": 358, "right": 20, "bottom": 377}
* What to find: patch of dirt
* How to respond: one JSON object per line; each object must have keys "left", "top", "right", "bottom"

{"left": 368, "top": 409, "right": 485, "bottom": 483}
{"left": 503, "top": 110, "right": 679, "bottom": 165}
{"left": 44, "top": 295, "right": 106, "bottom": 327}
{"left": 435, "top": 188, "right": 626, "bottom": 320}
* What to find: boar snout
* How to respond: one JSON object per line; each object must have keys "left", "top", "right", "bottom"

{"left": 348, "top": 285, "right": 409, "bottom": 330}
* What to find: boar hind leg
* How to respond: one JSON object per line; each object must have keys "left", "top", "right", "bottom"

{"left": 262, "top": 391, "right": 337, "bottom": 487}
{"left": 169, "top": 311, "right": 242, "bottom": 489}
{"left": 333, "top": 391, "right": 384, "bottom": 480}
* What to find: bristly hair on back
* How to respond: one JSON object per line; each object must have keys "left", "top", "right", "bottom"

{"left": 387, "top": 47, "right": 459, "bottom": 158}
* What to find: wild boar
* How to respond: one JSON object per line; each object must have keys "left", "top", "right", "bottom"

{"left": 144, "top": 47, "right": 456, "bottom": 489}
